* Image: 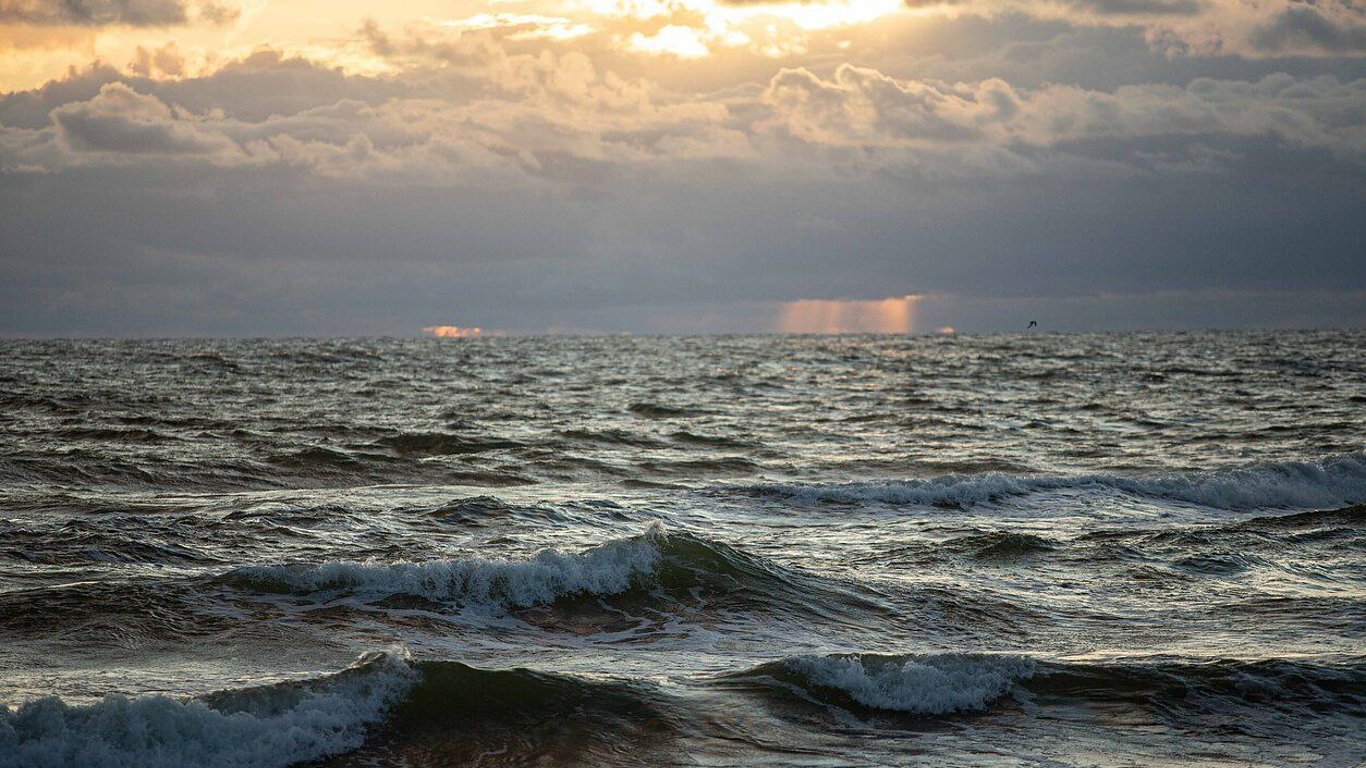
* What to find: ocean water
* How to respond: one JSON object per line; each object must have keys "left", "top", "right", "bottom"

{"left": 0, "top": 332, "right": 1362, "bottom": 768}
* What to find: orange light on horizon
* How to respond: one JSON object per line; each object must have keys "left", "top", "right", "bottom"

{"left": 423, "top": 325, "right": 483, "bottom": 338}
{"left": 777, "top": 295, "right": 919, "bottom": 334}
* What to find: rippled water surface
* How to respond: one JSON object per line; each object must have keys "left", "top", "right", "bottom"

{"left": 1, "top": 333, "right": 1363, "bottom": 767}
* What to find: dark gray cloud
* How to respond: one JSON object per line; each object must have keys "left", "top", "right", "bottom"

{"left": 2, "top": 128, "right": 1362, "bottom": 335}
{"left": 0, "top": 0, "right": 188, "bottom": 26}
{"left": 1251, "top": 6, "right": 1366, "bottom": 54}
{"left": 1, "top": 15, "right": 1363, "bottom": 335}
{"left": 888, "top": 0, "right": 1363, "bottom": 58}
{"left": 1068, "top": 0, "right": 1202, "bottom": 16}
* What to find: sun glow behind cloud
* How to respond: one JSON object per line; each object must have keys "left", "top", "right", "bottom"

{"left": 570, "top": 0, "right": 903, "bottom": 30}
{"left": 438, "top": 13, "right": 595, "bottom": 41}
{"left": 574, "top": 0, "right": 906, "bottom": 59}
{"left": 714, "top": 0, "right": 904, "bottom": 31}
{"left": 627, "top": 24, "right": 713, "bottom": 57}
{"left": 2, "top": 0, "right": 1362, "bottom": 336}
{"left": 777, "top": 295, "right": 920, "bottom": 334}
{"left": 0, "top": 0, "right": 912, "bottom": 88}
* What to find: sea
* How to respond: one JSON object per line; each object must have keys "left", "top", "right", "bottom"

{"left": 0, "top": 331, "right": 1362, "bottom": 767}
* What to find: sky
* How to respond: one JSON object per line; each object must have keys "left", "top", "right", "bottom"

{"left": 0, "top": 0, "right": 1362, "bottom": 336}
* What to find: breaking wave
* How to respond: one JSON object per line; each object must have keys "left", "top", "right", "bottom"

{"left": 725, "top": 653, "right": 1036, "bottom": 714}
{"left": 224, "top": 525, "right": 883, "bottom": 621}
{"left": 723, "top": 652, "right": 1366, "bottom": 718}
{"left": 0, "top": 651, "right": 418, "bottom": 768}
{"left": 227, "top": 528, "right": 663, "bottom": 608}
{"left": 2, "top": 650, "right": 1363, "bottom": 768}
{"left": 735, "top": 453, "right": 1366, "bottom": 511}
{"left": 0, "top": 656, "right": 675, "bottom": 768}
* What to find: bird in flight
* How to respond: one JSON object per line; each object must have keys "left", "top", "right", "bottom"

{"left": 1027, "top": 321, "right": 1038, "bottom": 329}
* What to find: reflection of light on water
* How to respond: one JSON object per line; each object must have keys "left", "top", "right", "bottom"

{"left": 422, "top": 325, "right": 482, "bottom": 338}
{"left": 777, "top": 295, "right": 919, "bottom": 334}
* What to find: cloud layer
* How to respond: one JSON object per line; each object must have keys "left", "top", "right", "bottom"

{"left": 0, "top": 0, "right": 188, "bottom": 26}
{"left": 0, "top": 0, "right": 1362, "bottom": 334}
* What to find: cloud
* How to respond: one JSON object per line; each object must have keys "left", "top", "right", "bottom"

{"left": 51, "top": 81, "right": 239, "bottom": 156}
{"left": 129, "top": 43, "right": 184, "bottom": 78}
{"left": 0, "top": 43, "right": 751, "bottom": 178}
{"left": 890, "top": 0, "right": 1366, "bottom": 57}
{"left": 3, "top": 46, "right": 1361, "bottom": 182}
{"left": 0, "top": 5, "right": 1362, "bottom": 335}
{"left": 1068, "top": 0, "right": 1203, "bottom": 16}
{"left": 0, "top": 0, "right": 189, "bottom": 26}
{"left": 1250, "top": 5, "right": 1366, "bottom": 54}
{"left": 761, "top": 65, "right": 1017, "bottom": 145}
{"left": 761, "top": 64, "right": 1366, "bottom": 161}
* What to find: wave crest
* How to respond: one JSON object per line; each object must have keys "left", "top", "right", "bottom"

{"left": 725, "top": 652, "right": 1366, "bottom": 718}
{"left": 735, "top": 453, "right": 1366, "bottom": 511}
{"left": 223, "top": 526, "right": 886, "bottom": 626}
{"left": 732, "top": 653, "right": 1036, "bottom": 715}
{"left": 227, "top": 526, "right": 666, "bottom": 608}
{"left": 0, "top": 651, "right": 417, "bottom": 768}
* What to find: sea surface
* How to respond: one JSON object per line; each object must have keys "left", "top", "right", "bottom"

{"left": 1, "top": 332, "right": 1363, "bottom": 767}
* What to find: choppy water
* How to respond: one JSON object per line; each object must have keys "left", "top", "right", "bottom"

{"left": 1, "top": 332, "right": 1363, "bottom": 768}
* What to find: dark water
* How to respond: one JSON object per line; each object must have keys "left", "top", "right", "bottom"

{"left": 1, "top": 332, "right": 1363, "bottom": 767}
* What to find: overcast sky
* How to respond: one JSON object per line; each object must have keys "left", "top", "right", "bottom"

{"left": 1, "top": 0, "right": 1362, "bottom": 335}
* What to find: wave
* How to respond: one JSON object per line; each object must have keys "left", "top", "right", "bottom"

{"left": 1, "top": 523, "right": 221, "bottom": 567}
{"left": 1233, "top": 503, "right": 1366, "bottom": 531}
{"left": 372, "top": 432, "right": 526, "bottom": 457}
{"left": 726, "top": 654, "right": 1036, "bottom": 715}
{"left": 227, "top": 529, "right": 662, "bottom": 608}
{"left": 558, "top": 428, "right": 669, "bottom": 449}
{"left": 627, "top": 403, "right": 700, "bottom": 419}
{"left": 1069, "top": 503, "right": 1366, "bottom": 562}
{"left": 0, "top": 651, "right": 418, "bottom": 768}
{"left": 0, "top": 581, "right": 232, "bottom": 648}
{"left": 3, "top": 650, "right": 1362, "bottom": 767}
{"left": 732, "top": 453, "right": 1366, "bottom": 511}
{"left": 0, "top": 451, "right": 330, "bottom": 492}
{"left": 667, "top": 431, "right": 754, "bottom": 449}
{"left": 337, "top": 660, "right": 676, "bottom": 766}
{"left": 1, "top": 655, "right": 677, "bottom": 768}
{"left": 944, "top": 531, "right": 1058, "bottom": 560}
{"left": 50, "top": 427, "right": 181, "bottom": 444}
{"left": 268, "top": 446, "right": 374, "bottom": 470}
{"left": 722, "top": 652, "right": 1366, "bottom": 718}
{"left": 224, "top": 526, "right": 885, "bottom": 624}
{"left": 638, "top": 457, "right": 761, "bottom": 476}
{"left": 1026, "top": 656, "right": 1366, "bottom": 720}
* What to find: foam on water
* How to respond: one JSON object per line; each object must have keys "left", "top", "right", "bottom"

{"left": 741, "top": 453, "right": 1366, "bottom": 511}
{"left": 773, "top": 654, "right": 1037, "bottom": 714}
{"left": 2, "top": 334, "right": 1363, "bottom": 767}
{"left": 229, "top": 525, "right": 666, "bottom": 607}
{"left": 0, "top": 651, "right": 418, "bottom": 768}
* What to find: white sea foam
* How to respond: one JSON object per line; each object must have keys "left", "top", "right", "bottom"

{"left": 742, "top": 453, "right": 1366, "bottom": 511}
{"left": 0, "top": 651, "right": 418, "bottom": 768}
{"left": 232, "top": 526, "right": 665, "bottom": 607}
{"left": 782, "top": 654, "right": 1036, "bottom": 714}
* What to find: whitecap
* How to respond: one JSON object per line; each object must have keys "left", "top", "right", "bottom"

{"left": 0, "top": 651, "right": 418, "bottom": 768}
